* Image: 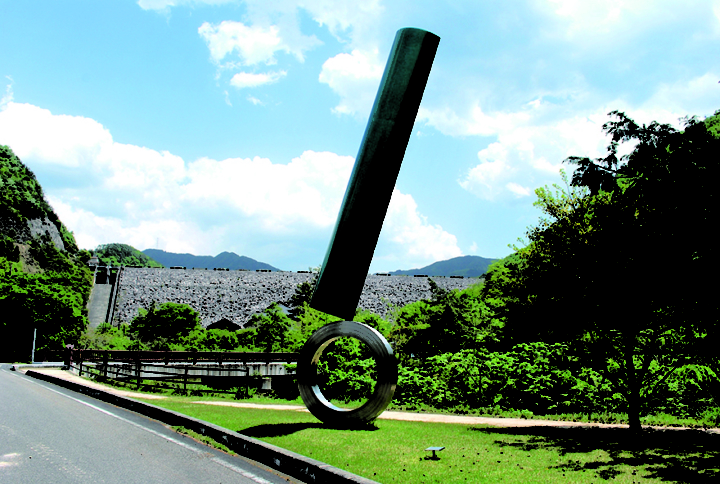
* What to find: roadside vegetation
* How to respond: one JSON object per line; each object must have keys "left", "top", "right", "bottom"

{"left": 1, "top": 145, "right": 93, "bottom": 362}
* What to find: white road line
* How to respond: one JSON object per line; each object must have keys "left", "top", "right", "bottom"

{"left": 4, "top": 370, "right": 274, "bottom": 484}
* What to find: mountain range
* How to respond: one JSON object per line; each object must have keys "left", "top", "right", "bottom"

{"left": 388, "top": 255, "right": 499, "bottom": 278}
{"left": 142, "top": 249, "right": 280, "bottom": 271}
{"left": 141, "top": 250, "right": 500, "bottom": 276}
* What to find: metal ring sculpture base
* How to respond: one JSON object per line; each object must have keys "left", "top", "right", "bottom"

{"left": 297, "top": 321, "right": 397, "bottom": 426}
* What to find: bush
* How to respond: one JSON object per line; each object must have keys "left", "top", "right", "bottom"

{"left": 0, "top": 257, "right": 90, "bottom": 361}
{"left": 129, "top": 302, "right": 202, "bottom": 348}
{"left": 316, "top": 336, "right": 377, "bottom": 403}
{"left": 392, "top": 343, "right": 613, "bottom": 414}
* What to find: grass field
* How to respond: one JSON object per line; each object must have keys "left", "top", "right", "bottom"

{"left": 147, "top": 396, "right": 719, "bottom": 483}
{"left": 69, "top": 372, "right": 720, "bottom": 482}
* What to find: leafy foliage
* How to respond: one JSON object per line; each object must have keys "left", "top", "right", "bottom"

{"left": 0, "top": 234, "right": 20, "bottom": 262}
{"left": 481, "top": 111, "right": 720, "bottom": 430}
{"left": 78, "top": 323, "right": 134, "bottom": 350}
{"left": 316, "top": 337, "right": 377, "bottom": 403}
{"left": 246, "top": 302, "right": 294, "bottom": 352}
{"left": 95, "top": 243, "right": 164, "bottom": 267}
{"left": 0, "top": 145, "right": 56, "bottom": 223}
{"left": 388, "top": 278, "right": 499, "bottom": 364}
{"left": 128, "top": 301, "right": 203, "bottom": 349}
{"left": 288, "top": 278, "right": 316, "bottom": 320}
{"left": 0, "top": 146, "right": 92, "bottom": 361}
{"left": 0, "top": 145, "right": 79, "bottom": 254}
{"left": 0, "top": 257, "right": 92, "bottom": 361}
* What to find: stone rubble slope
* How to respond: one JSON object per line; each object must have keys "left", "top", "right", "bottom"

{"left": 114, "top": 268, "right": 480, "bottom": 328}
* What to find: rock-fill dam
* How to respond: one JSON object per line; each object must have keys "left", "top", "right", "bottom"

{"left": 106, "top": 268, "right": 481, "bottom": 329}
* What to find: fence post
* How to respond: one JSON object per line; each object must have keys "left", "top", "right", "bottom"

{"left": 183, "top": 365, "right": 189, "bottom": 392}
{"left": 135, "top": 358, "right": 141, "bottom": 389}
{"left": 103, "top": 352, "right": 109, "bottom": 378}
{"left": 64, "top": 345, "right": 73, "bottom": 369}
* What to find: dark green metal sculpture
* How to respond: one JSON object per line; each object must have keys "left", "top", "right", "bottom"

{"left": 297, "top": 28, "right": 440, "bottom": 425}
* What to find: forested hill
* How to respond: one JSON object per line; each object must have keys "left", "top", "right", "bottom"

{"left": 389, "top": 255, "right": 500, "bottom": 277}
{"left": 142, "top": 249, "right": 280, "bottom": 271}
{"left": 0, "top": 145, "right": 78, "bottom": 253}
{"left": 1, "top": 145, "right": 93, "bottom": 362}
{"left": 96, "top": 243, "right": 163, "bottom": 267}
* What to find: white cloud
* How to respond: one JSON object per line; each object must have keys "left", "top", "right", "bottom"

{"left": 137, "top": 0, "right": 236, "bottom": 11}
{"left": 136, "top": 0, "right": 176, "bottom": 10}
{"left": 0, "top": 102, "right": 185, "bottom": 202}
{"left": 536, "top": 0, "right": 698, "bottom": 44}
{"left": 1, "top": 100, "right": 459, "bottom": 269}
{"left": 319, "top": 49, "right": 383, "bottom": 117}
{"left": 424, "top": 100, "right": 611, "bottom": 201}
{"left": 418, "top": 103, "right": 532, "bottom": 138}
{"left": 469, "top": 241, "right": 478, "bottom": 254}
{"left": 1, "top": 76, "right": 13, "bottom": 110}
{"left": 246, "top": 95, "right": 263, "bottom": 105}
{"left": 182, "top": 150, "right": 354, "bottom": 232}
{"left": 639, "top": 72, "right": 720, "bottom": 121}
{"left": 506, "top": 182, "right": 532, "bottom": 197}
{"left": 0, "top": 102, "right": 111, "bottom": 168}
{"left": 185, "top": 2, "right": 385, "bottom": 103}
{"left": 199, "top": 20, "right": 321, "bottom": 65}
{"left": 445, "top": 74, "right": 720, "bottom": 203}
{"left": 459, "top": 143, "right": 511, "bottom": 200}
{"left": 421, "top": 67, "right": 720, "bottom": 203}
{"left": 139, "top": 0, "right": 385, "bottom": 46}
{"left": 200, "top": 21, "right": 282, "bottom": 65}
{"left": 1, "top": 103, "right": 349, "bottom": 249}
{"left": 295, "top": 0, "right": 384, "bottom": 44}
{"left": 48, "top": 197, "right": 215, "bottom": 254}
{"left": 378, "top": 189, "right": 463, "bottom": 266}
{"left": 230, "top": 71, "right": 286, "bottom": 89}
{"left": 224, "top": 2, "right": 386, "bottom": 118}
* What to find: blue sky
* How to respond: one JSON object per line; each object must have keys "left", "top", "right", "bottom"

{"left": 1, "top": 0, "right": 719, "bottom": 273}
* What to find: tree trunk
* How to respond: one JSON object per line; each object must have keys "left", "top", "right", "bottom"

{"left": 623, "top": 339, "right": 642, "bottom": 433}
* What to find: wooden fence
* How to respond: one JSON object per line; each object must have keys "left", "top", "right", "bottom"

{"left": 65, "top": 349, "right": 300, "bottom": 398}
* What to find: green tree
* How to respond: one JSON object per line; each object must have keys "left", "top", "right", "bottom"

{"left": 483, "top": 111, "right": 720, "bottom": 432}
{"left": 0, "top": 145, "right": 92, "bottom": 361}
{"left": 129, "top": 302, "right": 202, "bottom": 349}
{"left": 0, "top": 145, "right": 79, "bottom": 253}
{"left": 246, "top": 302, "right": 294, "bottom": 352}
{"left": 288, "top": 278, "right": 316, "bottom": 320}
{"left": 195, "top": 328, "right": 240, "bottom": 351}
{"left": 95, "top": 243, "right": 163, "bottom": 267}
{"left": 0, "top": 258, "right": 89, "bottom": 361}
{"left": 389, "top": 278, "right": 496, "bottom": 364}
{"left": 78, "top": 323, "right": 134, "bottom": 350}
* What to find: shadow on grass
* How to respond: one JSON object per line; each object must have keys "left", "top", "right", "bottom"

{"left": 470, "top": 426, "right": 720, "bottom": 482}
{"left": 239, "top": 421, "right": 379, "bottom": 438}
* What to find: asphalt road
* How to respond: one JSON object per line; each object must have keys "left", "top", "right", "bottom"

{"left": 0, "top": 364, "right": 298, "bottom": 484}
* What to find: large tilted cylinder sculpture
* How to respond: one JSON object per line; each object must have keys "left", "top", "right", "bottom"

{"left": 297, "top": 28, "right": 440, "bottom": 425}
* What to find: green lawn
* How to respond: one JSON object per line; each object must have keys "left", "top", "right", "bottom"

{"left": 68, "top": 372, "right": 720, "bottom": 482}
{"left": 149, "top": 397, "right": 720, "bottom": 483}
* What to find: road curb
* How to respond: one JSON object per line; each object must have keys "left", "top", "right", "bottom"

{"left": 25, "top": 370, "right": 380, "bottom": 484}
